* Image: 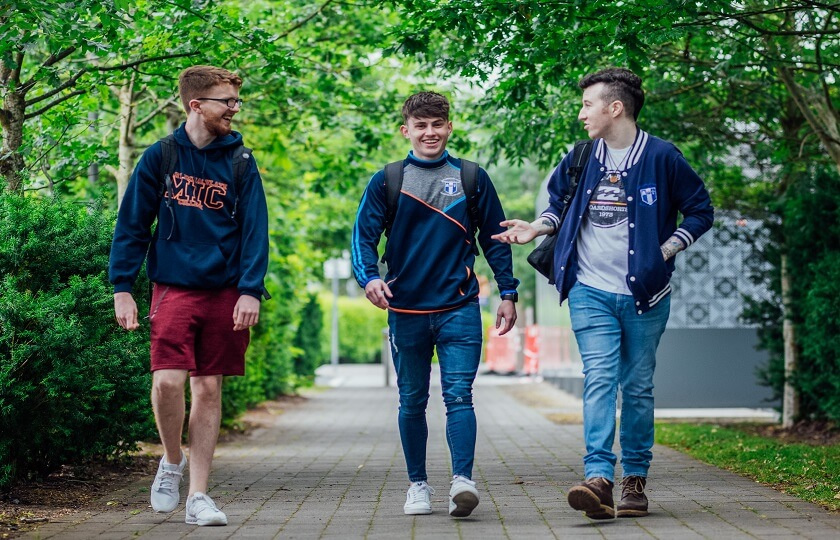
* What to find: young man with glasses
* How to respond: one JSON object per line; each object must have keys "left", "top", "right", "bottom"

{"left": 494, "top": 68, "right": 713, "bottom": 520}
{"left": 110, "top": 65, "right": 268, "bottom": 527}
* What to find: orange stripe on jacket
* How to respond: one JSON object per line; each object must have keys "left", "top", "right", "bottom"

{"left": 388, "top": 297, "right": 478, "bottom": 314}
{"left": 401, "top": 191, "right": 467, "bottom": 233}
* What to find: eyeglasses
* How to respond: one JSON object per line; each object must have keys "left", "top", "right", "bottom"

{"left": 196, "top": 97, "right": 243, "bottom": 109}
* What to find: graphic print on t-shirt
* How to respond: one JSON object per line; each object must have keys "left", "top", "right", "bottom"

{"left": 587, "top": 172, "right": 627, "bottom": 228}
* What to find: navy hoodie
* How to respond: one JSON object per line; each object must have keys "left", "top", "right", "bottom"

{"left": 109, "top": 124, "right": 269, "bottom": 299}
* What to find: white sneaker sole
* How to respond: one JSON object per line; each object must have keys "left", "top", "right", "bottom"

{"left": 449, "top": 491, "right": 479, "bottom": 517}
{"left": 404, "top": 505, "right": 432, "bottom": 515}
{"left": 185, "top": 515, "right": 228, "bottom": 526}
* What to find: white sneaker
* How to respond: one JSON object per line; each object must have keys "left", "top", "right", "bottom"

{"left": 150, "top": 451, "right": 186, "bottom": 512}
{"left": 404, "top": 481, "right": 434, "bottom": 515}
{"left": 185, "top": 492, "right": 228, "bottom": 526}
{"left": 449, "top": 475, "right": 479, "bottom": 517}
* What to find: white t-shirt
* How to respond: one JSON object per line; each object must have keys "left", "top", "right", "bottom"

{"left": 576, "top": 145, "right": 633, "bottom": 295}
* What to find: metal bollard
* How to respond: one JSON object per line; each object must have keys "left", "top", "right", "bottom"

{"left": 382, "top": 327, "right": 391, "bottom": 387}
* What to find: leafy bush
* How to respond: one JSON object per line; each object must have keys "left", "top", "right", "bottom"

{"left": 293, "top": 293, "right": 325, "bottom": 377}
{"left": 746, "top": 166, "right": 840, "bottom": 422}
{"left": 319, "top": 293, "right": 387, "bottom": 363}
{"left": 221, "top": 271, "right": 301, "bottom": 424}
{"left": 0, "top": 194, "right": 156, "bottom": 489}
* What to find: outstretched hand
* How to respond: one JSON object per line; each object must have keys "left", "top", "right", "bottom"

{"left": 492, "top": 219, "right": 539, "bottom": 245}
{"left": 364, "top": 279, "right": 392, "bottom": 310}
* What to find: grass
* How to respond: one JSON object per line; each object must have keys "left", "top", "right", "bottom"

{"left": 655, "top": 423, "right": 840, "bottom": 512}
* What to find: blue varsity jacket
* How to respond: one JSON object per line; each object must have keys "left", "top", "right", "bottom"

{"left": 540, "top": 130, "right": 714, "bottom": 314}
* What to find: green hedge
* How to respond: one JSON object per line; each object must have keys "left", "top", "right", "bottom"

{"left": 0, "top": 193, "right": 156, "bottom": 489}
{"left": 318, "top": 293, "right": 388, "bottom": 363}
{"left": 0, "top": 193, "right": 320, "bottom": 485}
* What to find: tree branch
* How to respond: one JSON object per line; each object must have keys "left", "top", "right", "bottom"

{"left": 279, "top": 0, "right": 336, "bottom": 38}
{"left": 815, "top": 12, "right": 838, "bottom": 120}
{"left": 135, "top": 97, "right": 180, "bottom": 129}
{"left": 25, "top": 68, "right": 88, "bottom": 106}
{"left": 92, "top": 51, "right": 201, "bottom": 72}
{"left": 24, "top": 90, "right": 86, "bottom": 119}
{"left": 19, "top": 46, "right": 77, "bottom": 91}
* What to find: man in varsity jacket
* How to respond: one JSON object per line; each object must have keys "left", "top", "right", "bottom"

{"left": 352, "top": 92, "right": 519, "bottom": 518}
{"left": 494, "top": 68, "right": 713, "bottom": 520}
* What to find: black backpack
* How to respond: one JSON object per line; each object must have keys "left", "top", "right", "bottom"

{"left": 526, "top": 139, "right": 594, "bottom": 284}
{"left": 382, "top": 158, "right": 481, "bottom": 254}
{"left": 157, "top": 134, "right": 252, "bottom": 239}
{"left": 154, "top": 135, "right": 271, "bottom": 300}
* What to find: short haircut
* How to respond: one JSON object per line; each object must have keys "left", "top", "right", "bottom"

{"left": 401, "top": 92, "right": 450, "bottom": 123}
{"left": 178, "top": 65, "right": 243, "bottom": 112}
{"left": 579, "top": 68, "right": 644, "bottom": 120}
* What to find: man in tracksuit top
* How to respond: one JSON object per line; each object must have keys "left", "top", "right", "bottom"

{"left": 109, "top": 65, "right": 268, "bottom": 527}
{"left": 352, "top": 92, "right": 519, "bottom": 518}
{"left": 494, "top": 68, "right": 713, "bottom": 519}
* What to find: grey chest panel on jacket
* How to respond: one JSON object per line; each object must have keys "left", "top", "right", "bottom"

{"left": 402, "top": 164, "right": 466, "bottom": 212}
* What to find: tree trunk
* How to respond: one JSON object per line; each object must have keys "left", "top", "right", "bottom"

{"left": 781, "top": 253, "right": 799, "bottom": 428}
{"left": 0, "top": 90, "right": 26, "bottom": 192}
{"left": 165, "top": 102, "right": 182, "bottom": 135}
{"left": 777, "top": 66, "right": 840, "bottom": 176}
{"left": 115, "top": 78, "right": 136, "bottom": 207}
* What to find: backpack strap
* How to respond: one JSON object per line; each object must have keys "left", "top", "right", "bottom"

{"left": 383, "top": 160, "right": 404, "bottom": 238}
{"left": 555, "top": 139, "right": 594, "bottom": 232}
{"left": 230, "top": 145, "right": 252, "bottom": 220}
{"left": 158, "top": 134, "right": 179, "bottom": 240}
{"left": 460, "top": 159, "right": 481, "bottom": 255}
{"left": 567, "top": 140, "right": 593, "bottom": 186}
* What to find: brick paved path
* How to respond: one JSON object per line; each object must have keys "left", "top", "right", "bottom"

{"left": 28, "top": 378, "right": 840, "bottom": 539}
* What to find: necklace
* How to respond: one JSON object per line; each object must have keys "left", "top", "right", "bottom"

{"left": 604, "top": 133, "right": 637, "bottom": 183}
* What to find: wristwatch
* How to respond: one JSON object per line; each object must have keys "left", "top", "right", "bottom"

{"left": 501, "top": 292, "right": 518, "bottom": 303}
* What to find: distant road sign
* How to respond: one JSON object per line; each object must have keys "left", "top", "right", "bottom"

{"left": 324, "top": 257, "right": 351, "bottom": 279}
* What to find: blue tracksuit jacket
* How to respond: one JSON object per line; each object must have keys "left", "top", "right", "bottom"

{"left": 352, "top": 151, "right": 519, "bottom": 313}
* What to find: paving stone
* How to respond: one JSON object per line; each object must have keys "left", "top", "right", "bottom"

{"left": 25, "top": 379, "right": 840, "bottom": 539}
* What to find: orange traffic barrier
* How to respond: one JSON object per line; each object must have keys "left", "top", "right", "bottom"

{"left": 522, "top": 325, "right": 539, "bottom": 375}
{"left": 485, "top": 326, "right": 519, "bottom": 374}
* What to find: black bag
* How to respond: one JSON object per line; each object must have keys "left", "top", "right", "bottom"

{"left": 527, "top": 140, "right": 593, "bottom": 284}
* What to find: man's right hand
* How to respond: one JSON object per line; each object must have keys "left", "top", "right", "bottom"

{"left": 114, "top": 292, "right": 139, "bottom": 330}
{"left": 364, "top": 279, "right": 393, "bottom": 310}
{"left": 492, "top": 219, "right": 540, "bottom": 245}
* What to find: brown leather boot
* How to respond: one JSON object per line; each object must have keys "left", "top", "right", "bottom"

{"left": 616, "top": 476, "right": 649, "bottom": 517}
{"left": 567, "top": 477, "right": 615, "bottom": 519}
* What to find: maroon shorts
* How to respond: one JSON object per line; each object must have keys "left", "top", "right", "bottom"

{"left": 149, "top": 284, "right": 249, "bottom": 376}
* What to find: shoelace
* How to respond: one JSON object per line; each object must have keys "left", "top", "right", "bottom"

{"left": 190, "top": 495, "right": 219, "bottom": 515}
{"left": 156, "top": 469, "right": 183, "bottom": 491}
{"left": 619, "top": 476, "right": 645, "bottom": 495}
{"left": 451, "top": 476, "right": 475, "bottom": 488}
{"left": 407, "top": 483, "right": 434, "bottom": 503}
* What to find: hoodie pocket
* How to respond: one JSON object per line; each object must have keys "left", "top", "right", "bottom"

{"left": 152, "top": 239, "right": 231, "bottom": 288}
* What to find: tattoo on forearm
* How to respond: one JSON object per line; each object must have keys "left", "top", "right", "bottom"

{"left": 660, "top": 236, "right": 685, "bottom": 261}
{"left": 540, "top": 218, "right": 556, "bottom": 233}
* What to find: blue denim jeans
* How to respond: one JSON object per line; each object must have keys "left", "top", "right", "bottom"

{"left": 568, "top": 282, "right": 670, "bottom": 480}
{"left": 387, "top": 301, "right": 483, "bottom": 482}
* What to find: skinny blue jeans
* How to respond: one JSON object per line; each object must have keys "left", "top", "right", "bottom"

{"left": 387, "top": 301, "right": 483, "bottom": 482}
{"left": 568, "top": 282, "right": 670, "bottom": 480}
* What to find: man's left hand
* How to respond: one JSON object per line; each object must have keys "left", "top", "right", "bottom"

{"left": 233, "top": 295, "right": 261, "bottom": 331}
{"left": 496, "top": 300, "right": 517, "bottom": 336}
